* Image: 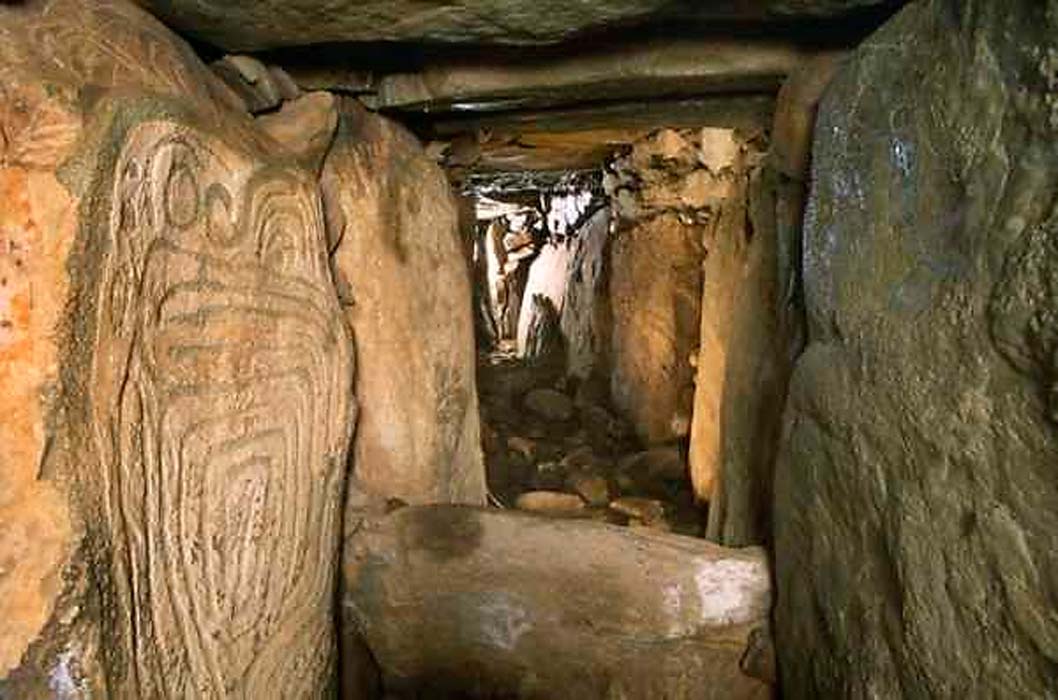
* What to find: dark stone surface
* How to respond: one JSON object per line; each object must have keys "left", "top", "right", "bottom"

{"left": 774, "top": 0, "right": 1058, "bottom": 696}
{"left": 143, "top": 0, "right": 898, "bottom": 51}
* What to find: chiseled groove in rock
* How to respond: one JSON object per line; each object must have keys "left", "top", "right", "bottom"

{"left": 92, "top": 121, "right": 353, "bottom": 697}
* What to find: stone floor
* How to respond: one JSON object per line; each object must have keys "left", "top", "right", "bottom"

{"left": 477, "top": 343, "right": 705, "bottom": 536}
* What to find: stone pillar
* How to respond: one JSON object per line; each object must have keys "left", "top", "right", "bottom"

{"left": 692, "top": 52, "right": 838, "bottom": 546}
{"left": 605, "top": 130, "right": 709, "bottom": 446}
{"left": 322, "top": 99, "right": 487, "bottom": 512}
{"left": 560, "top": 208, "right": 612, "bottom": 381}
{"left": 0, "top": 2, "right": 355, "bottom": 696}
{"left": 775, "top": 0, "right": 1058, "bottom": 695}
{"left": 322, "top": 100, "right": 488, "bottom": 699}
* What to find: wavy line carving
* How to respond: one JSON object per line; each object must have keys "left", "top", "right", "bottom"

{"left": 91, "top": 121, "right": 354, "bottom": 698}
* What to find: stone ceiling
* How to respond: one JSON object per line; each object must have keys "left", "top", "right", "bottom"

{"left": 144, "top": 0, "right": 905, "bottom": 174}
{"left": 142, "top": 0, "right": 902, "bottom": 51}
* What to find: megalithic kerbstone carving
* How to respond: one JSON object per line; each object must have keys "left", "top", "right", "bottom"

{"left": 0, "top": 1, "right": 354, "bottom": 696}
{"left": 89, "top": 121, "right": 355, "bottom": 697}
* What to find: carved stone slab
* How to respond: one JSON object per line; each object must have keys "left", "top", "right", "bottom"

{"left": 0, "top": 1, "right": 354, "bottom": 696}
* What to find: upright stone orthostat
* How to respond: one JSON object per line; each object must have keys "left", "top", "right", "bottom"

{"left": 0, "top": 1, "right": 354, "bottom": 696}
{"left": 323, "top": 100, "right": 487, "bottom": 511}
{"left": 606, "top": 130, "right": 707, "bottom": 446}
{"left": 775, "top": 0, "right": 1058, "bottom": 695}
{"left": 90, "top": 121, "right": 353, "bottom": 698}
{"left": 560, "top": 208, "right": 612, "bottom": 381}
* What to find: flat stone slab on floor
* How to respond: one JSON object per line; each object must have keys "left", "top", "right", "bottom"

{"left": 343, "top": 504, "right": 773, "bottom": 699}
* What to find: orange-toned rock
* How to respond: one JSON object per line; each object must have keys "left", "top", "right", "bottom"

{"left": 255, "top": 90, "right": 339, "bottom": 166}
{"left": 323, "top": 102, "right": 487, "bottom": 697}
{"left": 515, "top": 490, "right": 586, "bottom": 514}
{"left": 1, "top": 1, "right": 355, "bottom": 696}
{"left": 771, "top": 53, "right": 845, "bottom": 181}
{"left": 688, "top": 140, "right": 802, "bottom": 547}
{"left": 0, "top": 164, "right": 79, "bottom": 687}
{"left": 608, "top": 210, "right": 701, "bottom": 445}
{"left": 606, "top": 128, "right": 761, "bottom": 446}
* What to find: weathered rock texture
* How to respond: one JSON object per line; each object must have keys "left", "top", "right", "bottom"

{"left": 769, "top": 53, "right": 844, "bottom": 181}
{"left": 684, "top": 131, "right": 802, "bottom": 548}
{"left": 434, "top": 96, "right": 777, "bottom": 173}
{"left": 606, "top": 129, "right": 723, "bottom": 445}
{"left": 211, "top": 54, "right": 285, "bottom": 113}
{"left": 375, "top": 40, "right": 803, "bottom": 112}
{"left": 0, "top": 0, "right": 354, "bottom": 696}
{"left": 255, "top": 90, "right": 339, "bottom": 167}
{"left": 775, "top": 0, "right": 1058, "bottom": 696}
{"left": 691, "top": 54, "right": 830, "bottom": 547}
{"left": 608, "top": 210, "right": 701, "bottom": 445}
{"left": 561, "top": 208, "right": 611, "bottom": 380}
{"left": 344, "top": 505, "right": 773, "bottom": 699}
{"left": 142, "top": 0, "right": 898, "bottom": 51}
{"left": 516, "top": 241, "right": 575, "bottom": 357}
{"left": 323, "top": 100, "right": 486, "bottom": 510}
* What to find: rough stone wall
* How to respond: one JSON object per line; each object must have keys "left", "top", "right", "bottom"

{"left": 560, "top": 208, "right": 612, "bottom": 381}
{"left": 692, "top": 54, "right": 834, "bottom": 546}
{"left": 0, "top": 1, "right": 355, "bottom": 696}
{"left": 775, "top": 0, "right": 1058, "bottom": 696}
{"left": 605, "top": 130, "right": 711, "bottom": 446}
{"left": 689, "top": 135, "right": 794, "bottom": 548}
{"left": 606, "top": 123, "right": 799, "bottom": 499}
{"left": 323, "top": 99, "right": 487, "bottom": 511}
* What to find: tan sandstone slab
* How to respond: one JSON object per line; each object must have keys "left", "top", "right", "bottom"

{"left": 343, "top": 505, "right": 773, "bottom": 700}
{"left": 323, "top": 100, "right": 487, "bottom": 510}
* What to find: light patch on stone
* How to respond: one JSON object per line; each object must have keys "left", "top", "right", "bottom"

{"left": 890, "top": 137, "right": 913, "bottom": 178}
{"left": 699, "top": 127, "right": 739, "bottom": 173}
{"left": 476, "top": 593, "right": 533, "bottom": 651}
{"left": 693, "top": 557, "right": 768, "bottom": 628}
{"left": 661, "top": 582, "right": 685, "bottom": 636}
{"left": 48, "top": 649, "right": 83, "bottom": 700}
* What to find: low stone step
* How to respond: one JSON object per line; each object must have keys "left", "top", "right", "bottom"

{"left": 342, "top": 505, "right": 773, "bottom": 699}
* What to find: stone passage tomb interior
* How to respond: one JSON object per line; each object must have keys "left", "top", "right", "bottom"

{"left": 2, "top": 0, "right": 1057, "bottom": 698}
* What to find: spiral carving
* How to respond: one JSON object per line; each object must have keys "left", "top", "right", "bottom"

{"left": 91, "top": 121, "right": 354, "bottom": 698}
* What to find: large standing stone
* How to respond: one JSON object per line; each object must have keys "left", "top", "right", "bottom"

{"left": 344, "top": 505, "right": 773, "bottom": 699}
{"left": 0, "top": 1, "right": 355, "bottom": 696}
{"left": 561, "top": 208, "right": 612, "bottom": 380}
{"left": 775, "top": 1, "right": 1058, "bottom": 696}
{"left": 322, "top": 100, "right": 487, "bottom": 509}
{"left": 688, "top": 133, "right": 792, "bottom": 548}
{"left": 686, "top": 129, "right": 806, "bottom": 547}
{"left": 608, "top": 129, "right": 736, "bottom": 445}
{"left": 609, "top": 210, "right": 701, "bottom": 445}
{"left": 515, "top": 240, "right": 575, "bottom": 357}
